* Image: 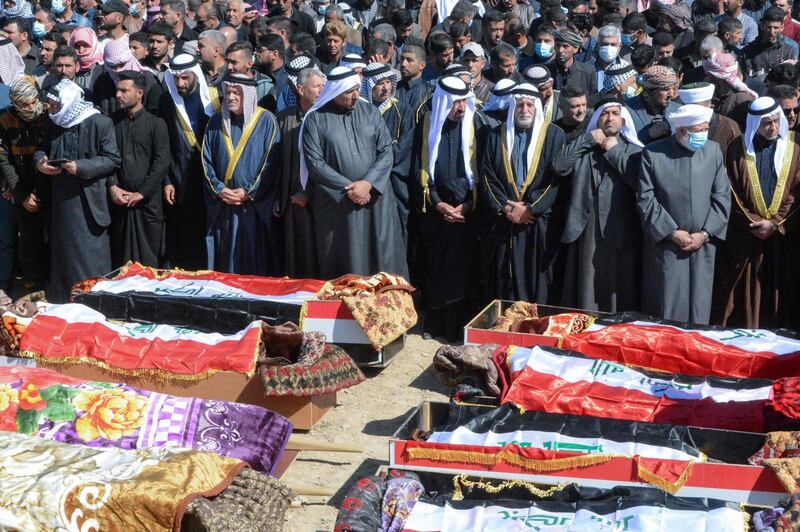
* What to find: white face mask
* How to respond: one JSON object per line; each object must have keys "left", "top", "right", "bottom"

{"left": 598, "top": 44, "right": 619, "bottom": 63}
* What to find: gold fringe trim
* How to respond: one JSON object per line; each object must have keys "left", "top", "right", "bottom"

{"left": 452, "top": 474, "right": 572, "bottom": 501}
{"left": 500, "top": 449, "right": 615, "bottom": 472}
{"left": 299, "top": 302, "right": 308, "bottom": 330}
{"left": 740, "top": 503, "right": 751, "bottom": 532}
{"left": 405, "top": 447, "right": 617, "bottom": 472}
{"left": 635, "top": 459, "right": 694, "bottom": 495}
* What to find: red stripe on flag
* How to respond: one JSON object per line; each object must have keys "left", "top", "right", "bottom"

{"left": 303, "top": 301, "right": 356, "bottom": 319}
{"left": 20, "top": 314, "right": 259, "bottom": 375}
{"left": 562, "top": 324, "right": 800, "bottom": 380}
{"left": 502, "top": 367, "right": 766, "bottom": 432}
{"left": 114, "top": 263, "right": 326, "bottom": 296}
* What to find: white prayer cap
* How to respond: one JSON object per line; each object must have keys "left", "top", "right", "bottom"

{"left": 677, "top": 82, "right": 715, "bottom": 104}
{"left": 667, "top": 104, "right": 713, "bottom": 131}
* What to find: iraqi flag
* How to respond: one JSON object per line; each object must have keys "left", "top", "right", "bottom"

{"left": 425, "top": 404, "right": 705, "bottom": 463}
{"left": 71, "top": 262, "right": 326, "bottom": 334}
{"left": 561, "top": 312, "right": 800, "bottom": 380}
{"left": 19, "top": 303, "right": 262, "bottom": 379}
{"left": 404, "top": 488, "right": 745, "bottom": 532}
{"left": 501, "top": 345, "right": 785, "bottom": 432}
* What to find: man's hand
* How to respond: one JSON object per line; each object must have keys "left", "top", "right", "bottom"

{"left": 62, "top": 160, "right": 77, "bottom": 175}
{"left": 601, "top": 135, "right": 618, "bottom": 151}
{"left": 126, "top": 192, "right": 144, "bottom": 207}
{"left": 436, "top": 201, "right": 465, "bottom": 223}
{"left": 590, "top": 129, "right": 606, "bottom": 145}
{"left": 163, "top": 184, "right": 176, "bottom": 206}
{"left": 290, "top": 192, "right": 309, "bottom": 208}
{"left": 506, "top": 201, "right": 534, "bottom": 224}
{"left": 1, "top": 190, "right": 11, "bottom": 201}
{"left": 109, "top": 185, "right": 131, "bottom": 206}
{"left": 243, "top": 10, "right": 258, "bottom": 23}
{"left": 345, "top": 180, "right": 372, "bottom": 205}
{"left": 671, "top": 229, "right": 692, "bottom": 248}
{"left": 680, "top": 232, "right": 706, "bottom": 253}
{"left": 749, "top": 219, "right": 776, "bottom": 240}
{"left": 217, "top": 187, "right": 242, "bottom": 205}
{"left": 22, "top": 193, "right": 40, "bottom": 213}
{"left": 231, "top": 188, "right": 250, "bottom": 202}
{"left": 36, "top": 156, "right": 61, "bottom": 176}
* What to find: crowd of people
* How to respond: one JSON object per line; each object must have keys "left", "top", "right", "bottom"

{"left": 0, "top": 0, "right": 799, "bottom": 339}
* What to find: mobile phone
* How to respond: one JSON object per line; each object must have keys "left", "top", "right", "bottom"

{"left": 48, "top": 159, "right": 68, "bottom": 166}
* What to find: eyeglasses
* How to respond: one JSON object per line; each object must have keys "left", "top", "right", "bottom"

{"left": 783, "top": 106, "right": 800, "bottom": 116}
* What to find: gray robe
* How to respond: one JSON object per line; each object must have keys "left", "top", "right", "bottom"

{"left": 556, "top": 132, "right": 643, "bottom": 312}
{"left": 302, "top": 99, "right": 408, "bottom": 278}
{"left": 636, "top": 137, "right": 731, "bottom": 324}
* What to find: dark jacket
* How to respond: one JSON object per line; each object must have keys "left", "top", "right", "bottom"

{"left": 0, "top": 109, "right": 48, "bottom": 205}
{"left": 741, "top": 36, "right": 797, "bottom": 81}
{"left": 34, "top": 112, "right": 121, "bottom": 228}
{"left": 552, "top": 59, "right": 597, "bottom": 95}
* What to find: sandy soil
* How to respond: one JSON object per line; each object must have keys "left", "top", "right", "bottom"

{"left": 281, "top": 333, "right": 449, "bottom": 531}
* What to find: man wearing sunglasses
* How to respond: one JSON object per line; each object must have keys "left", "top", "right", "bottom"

{"left": 768, "top": 84, "right": 800, "bottom": 131}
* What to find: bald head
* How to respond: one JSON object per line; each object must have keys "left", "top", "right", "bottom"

{"left": 220, "top": 25, "right": 237, "bottom": 46}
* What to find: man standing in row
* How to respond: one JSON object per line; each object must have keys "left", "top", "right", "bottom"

{"left": 361, "top": 62, "right": 415, "bottom": 243}
{"left": 636, "top": 104, "right": 731, "bottom": 324}
{"left": 713, "top": 97, "right": 800, "bottom": 328}
{"left": 202, "top": 74, "right": 282, "bottom": 275}
{"left": 110, "top": 72, "right": 170, "bottom": 268}
{"left": 161, "top": 53, "right": 221, "bottom": 270}
{"left": 558, "top": 98, "right": 644, "bottom": 312}
{"left": 481, "top": 83, "right": 566, "bottom": 304}
{"left": 301, "top": 66, "right": 407, "bottom": 279}
{"left": 413, "top": 76, "right": 483, "bottom": 340}
{"left": 276, "top": 67, "right": 325, "bottom": 278}
{"left": 35, "top": 79, "right": 120, "bottom": 302}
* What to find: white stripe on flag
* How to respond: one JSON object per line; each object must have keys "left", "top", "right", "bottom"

{"left": 41, "top": 304, "right": 259, "bottom": 345}
{"left": 404, "top": 501, "right": 744, "bottom": 531}
{"left": 426, "top": 428, "right": 701, "bottom": 462}
{"left": 511, "top": 346, "right": 773, "bottom": 402}
{"left": 91, "top": 275, "right": 318, "bottom": 305}
{"left": 628, "top": 320, "right": 800, "bottom": 356}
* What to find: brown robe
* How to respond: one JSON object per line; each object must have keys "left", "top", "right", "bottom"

{"left": 711, "top": 134, "right": 800, "bottom": 328}
{"left": 709, "top": 112, "right": 741, "bottom": 162}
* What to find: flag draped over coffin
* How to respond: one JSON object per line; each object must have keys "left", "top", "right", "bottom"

{"left": 499, "top": 345, "right": 790, "bottom": 432}
{"left": 19, "top": 303, "right": 262, "bottom": 379}
{"left": 561, "top": 312, "right": 800, "bottom": 379}
{"left": 403, "top": 492, "right": 745, "bottom": 532}
{"left": 82, "top": 261, "right": 325, "bottom": 305}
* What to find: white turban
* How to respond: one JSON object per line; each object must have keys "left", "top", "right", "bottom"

{"left": 586, "top": 100, "right": 644, "bottom": 147}
{"left": 299, "top": 66, "right": 358, "bottom": 189}
{"left": 427, "top": 76, "right": 476, "bottom": 188}
{"left": 667, "top": 104, "right": 713, "bottom": 131}
{"left": 677, "top": 83, "right": 715, "bottom": 104}
{"left": 745, "top": 96, "right": 790, "bottom": 177}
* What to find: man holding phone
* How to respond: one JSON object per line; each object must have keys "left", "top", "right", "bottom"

{"left": 34, "top": 79, "right": 120, "bottom": 303}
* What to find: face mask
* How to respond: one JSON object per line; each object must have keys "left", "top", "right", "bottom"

{"left": 315, "top": 4, "right": 327, "bottom": 14}
{"left": 621, "top": 33, "right": 635, "bottom": 46}
{"left": 32, "top": 21, "right": 47, "bottom": 38}
{"left": 684, "top": 130, "right": 708, "bottom": 151}
{"left": 598, "top": 45, "right": 619, "bottom": 62}
{"left": 624, "top": 85, "right": 636, "bottom": 99}
{"left": 535, "top": 42, "right": 554, "bottom": 59}
{"left": 51, "top": 0, "right": 66, "bottom": 14}
{"left": 129, "top": 3, "right": 141, "bottom": 15}
{"left": 636, "top": 73, "right": 644, "bottom": 85}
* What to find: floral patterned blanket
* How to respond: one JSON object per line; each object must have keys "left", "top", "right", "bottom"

{"left": 0, "top": 366, "right": 292, "bottom": 474}
{"left": 0, "top": 431, "right": 244, "bottom": 531}
{"left": 316, "top": 273, "right": 418, "bottom": 350}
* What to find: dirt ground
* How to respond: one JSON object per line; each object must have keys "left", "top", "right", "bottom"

{"left": 281, "top": 333, "right": 449, "bottom": 531}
